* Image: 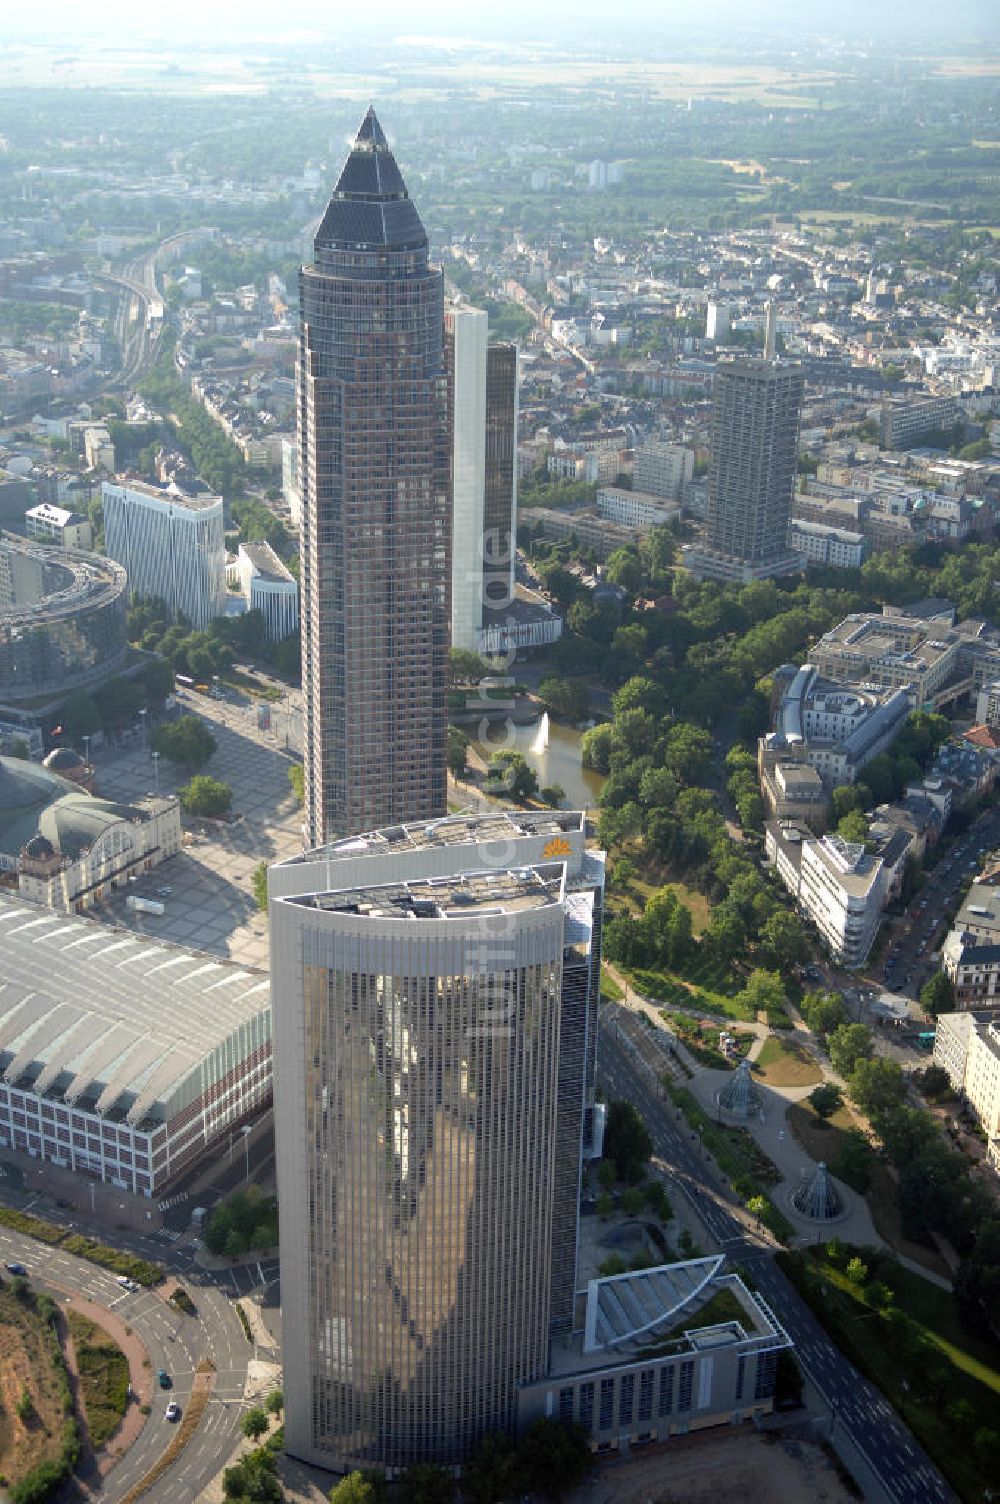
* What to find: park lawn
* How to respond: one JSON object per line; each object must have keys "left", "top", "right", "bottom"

{"left": 753, "top": 1037, "right": 823, "bottom": 1088}
{"left": 600, "top": 967, "right": 624, "bottom": 1002}
{"left": 67, "top": 1311, "right": 130, "bottom": 1449}
{"left": 786, "top": 1104, "right": 953, "bottom": 1281}
{"left": 779, "top": 1249, "right": 999, "bottom": 1504}
{"left": 629, "top": 869, "right": 712, "bottom": 936}
{"left": 628, "top": 968, "right": 753, "bottom": 1021}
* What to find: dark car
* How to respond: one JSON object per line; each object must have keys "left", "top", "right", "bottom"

{"left": 158, "top": 1370, "right": 172, "bottom": 1389}
{"left": 5, "top": 1261, "right": 27, "bottom": 1276}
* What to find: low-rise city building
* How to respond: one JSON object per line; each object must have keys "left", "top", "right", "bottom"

{"left": 788, "top": 517, "right": 866, "bottom": 568}
{"left": 765, "top": 821, "right": 885, "bottom": 967}
{"left": 933, "top": 1011, "right": 1000, "bottom": 1169}
{"left": 236, "top": 541, "right": 298, "bottom": 642}
{"left": 596, "top": 486, "right": 678, "bottom": 529}
{"left": 0, "top": 894, "right": 271, "bottom": 1194}
{"left": 762, "top": 664, "right": 910, "bottom": 789}
{"left": 25, "top": 501, "right": 93, "bottom": 551}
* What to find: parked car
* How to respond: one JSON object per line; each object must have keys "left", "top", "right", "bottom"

{"left": 165, "top": 1401, "right": 181, "bottom": 1422}
{"left": 5, "top": 1261, "right": 27, "bottom": 1276}
{"left": 116, "top": 1275, "right": 139, "bottom": 1292}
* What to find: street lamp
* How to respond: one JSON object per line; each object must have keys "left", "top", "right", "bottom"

{"left": 138, "top": 707, "right": 147, "bottom": 746}
{"left": 83, "top": 733, "right": 91, "bottom": 766}
{"left": 241, "top": 1124, "right": 252, "bottom": 1182}
{"left": 151, "top": 750, "right": 160, "bottom": 793}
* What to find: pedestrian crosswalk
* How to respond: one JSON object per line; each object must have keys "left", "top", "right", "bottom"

{"left": 157, "top": 1190, "right": 189, "bottom": 1211}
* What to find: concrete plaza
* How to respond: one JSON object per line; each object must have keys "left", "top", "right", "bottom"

{"left": 89, "top": 694, "right": 305, "bottom": 969}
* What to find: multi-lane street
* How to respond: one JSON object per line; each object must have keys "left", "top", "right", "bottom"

{"left": 0, "top": 1216, "right": 259, "bottom": 1504}
{"left": 598, "top": 1026, "right": 955, "bottom": 1504}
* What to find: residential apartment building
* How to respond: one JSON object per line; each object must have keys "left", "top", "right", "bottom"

{"left": 933, "top": 1012, "right": 1000, "bottom": 1169}
{"left": 631, "top": 442, "right": 693, "bottom": 501}
{"left": 101, "top": 479, "right": 225, "bottom": 629}
{"left": 298, "top": 109, "right": 449, "bottom": 845}
{"left": 788, "top": 518, "right": 866, "bottom": 569}
{"left": 596, "top": 486, "right": 677, "bottom": 529}
{"left": 24, "top": 502, "right": 93, "bottom": 551}
{"left": 880, "top": 394, "right": 959, "bottom": 451}
{"left": 236, "top": 541, "right": 298, "bottom": 642}
{"left": 765, "top": 822, "right": 885, "bottom": 967}
{"left": 941, "top": 881, "right": 1000, "bottom": 1010}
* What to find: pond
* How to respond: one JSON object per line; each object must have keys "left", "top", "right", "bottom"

{"left": 475, "top": 713, "right": 605, "bottom": 811}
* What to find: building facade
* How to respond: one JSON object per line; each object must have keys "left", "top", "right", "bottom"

{"left": 270, "top": 811, "right": 605, "bottom": 1473}
{"left": 25, "top": 502, "right": 93, "bottom": 551}
{"left": 482, "top": 340, "right": 518, "bottom": 630}
{"left": 596, "top": 487, "right": 677, "bottom": 529}
{"left": 765, "top": 822, "right": 885, "bottom": 967}
{"left": 788, "top": 518, "right": 866, "bottom": 569}
{"left": 933, "top": 1011, "right": 1000, "bottom": 1169}
{"left": 101, "top": 479, "right": 225, "bottom": 629}
{"left": 237, "top": 541, "right": 298, "bottom": 642}
{"left": 298, "top": 109, "right": 449, "bottom": 845}
{"left": 881, "top": 395, "right": 959, "bottom": 451}
{"left": 631, "top": 443, "right": 693, "bottom": 501}
{"left": 0, "top": 896, "right": 271, "bottom": 1195}
{"left": 686, "top": 358, "right": 804, "bottom": 583}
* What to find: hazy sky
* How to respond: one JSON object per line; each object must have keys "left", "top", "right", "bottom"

{"left": 3, "top": 0, "right": 998, "bottom": 42}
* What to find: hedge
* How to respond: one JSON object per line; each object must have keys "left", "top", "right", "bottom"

{"left": 0, "top": 1206, "right": 162, "bottom": 1286}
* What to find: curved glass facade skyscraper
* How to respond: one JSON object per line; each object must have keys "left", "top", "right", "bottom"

{"left": 298, "top": 110, "right": 450, "bottom": 845}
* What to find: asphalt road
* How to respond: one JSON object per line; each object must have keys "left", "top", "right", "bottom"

{"left": 598, "top": 1027, "right": 955, "bottom": 1504}
{"left": 0, "top": 1217, "right": 254, "bottom": 1503}
{"left": 876, "top": 804, "right": 1000, "bottom": 999}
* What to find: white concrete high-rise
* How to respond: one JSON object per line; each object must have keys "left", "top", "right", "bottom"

{"left": 447, "top": 307, "right": 488, "bottom": 653}
{"left": 101, "top": 479, "right": 225, "bottom": 628}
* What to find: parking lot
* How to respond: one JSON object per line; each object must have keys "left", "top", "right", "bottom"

{"left": 89, "top": 693, "right": 305, "bottom": 969}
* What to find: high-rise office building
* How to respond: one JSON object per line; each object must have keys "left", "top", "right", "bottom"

{"left": 101, "top": 479, "right": 225, "bottom": 628}
{"left": 298, "top": 109, "right": 449, "bottom": 846}
{"left": 444, "top": 308, "right": 518, "bottom": 653}
{"left": 270, "top": 810, "right": 605, "bottom": 1473}
{"left": 682, "top": 354, "right": 804, "bottom": 583}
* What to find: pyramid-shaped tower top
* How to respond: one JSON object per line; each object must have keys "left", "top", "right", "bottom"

{"left": 314, "top": 107, "right": 427, "bottom": 256}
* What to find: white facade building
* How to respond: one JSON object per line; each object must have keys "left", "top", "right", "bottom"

{"left": 281, "top": 436, "right": 301, "bottom": 529}
{"left": 237, "top": 541, "right": 298, "bottom": 641}
{"left": 789, "top": 518, "right": 866, "bottom": 569}
{"left": 25, "top": 502, "right": 93, "bottom": 551}
{"left": 632, "top": 443, "right": 694, "bottom": 501}
{"left": 102, "top": 479, "right": 225, "bottom": 629}
{"left": 447, "top": 307, "right": 489, "bottom": 653}
{"left": 765, "top": 822, "right": 885, "bottom": 967}
{"left": 705, "top": 302, "right": 731, "bottom": 342}
{"left": 933, "top": 1011, "right": 1000, "bottom": 1169}
{"left": 596, "top": 486, "right": 677, "bottom": 529}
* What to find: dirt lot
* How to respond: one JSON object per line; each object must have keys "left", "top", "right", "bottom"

{"left": 0, "top": 1281, "right": 71, "bottom": 1490}
{"left": 566, "top": 1427, "right": 857, "bottom": 1504}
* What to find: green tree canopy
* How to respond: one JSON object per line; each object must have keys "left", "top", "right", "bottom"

{"left": 920, "top": 972, "right": 955, "bottom": 1018}
{"left": 151, "top": 715, "right": 217, "bottom": 768}
{"left": 828, "top": 1022, "right": 873, "bottom": 1079}
{"left": 178, "top": 775, "right": 233, "bottom": 818}
{"left": 604, "top": 1099, "right": 653, "bottom": 1184}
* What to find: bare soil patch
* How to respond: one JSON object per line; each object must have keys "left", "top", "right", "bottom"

{"left": 0, "top": 1281, "right": 72, "bottom": 1491}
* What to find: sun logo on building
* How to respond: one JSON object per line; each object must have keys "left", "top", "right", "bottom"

{"left": 542, "top": 837, "right": 572, "bottom": 860}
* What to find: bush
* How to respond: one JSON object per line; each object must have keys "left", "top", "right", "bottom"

{"left": 178, "top": 774, "right": 232, "bottom": 818}
{"left": 809, "top": 1082, "right": 844, "bottom": 1119}
{"left": 0, "top": 1206, "right": 161, "bottom": 1284}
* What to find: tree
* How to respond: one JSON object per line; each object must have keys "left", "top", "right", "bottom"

{"left": 179, "top": 775, "right": 233, "bottom": 818}
{"left": 604, "top": 1100, "right": 652, "bottom": 1183}
{"left": 758, "top": 911, "right": 808, "bottom": 972}
{"left": 265, "top": 1388, "right": 283, "bottom": 1415}
{"left": 329, "top": 1473, "right": 387, "bottom": 1504}
{"left": 581, "top": 722, "right": 613, "bottom": 773}
{"left": 287, "top": 763, "right": 305, "bottom": 806}
{"left": 845, "top": 1256, "right": 868, "bottom": 1285}
{"left": 518, "top": 1417, "right": 592, "bottom": 1502}
{"left": 837, "top": 808, "right": 869, "bottom": 845}
{"left": 252, "top": 861, "right": 268, "bottom": 912}
{"left": 539, "top": 675, "right": 589, "bottom": 722}
{"left": 828, "top": 1022, "right": 873, "bottom": 1079}
{"left": 484, "top": 751, "right": 538, "bottom": 801}
{"left": 620, "top": 1185, "right": 644, "bottom": 1216}
{"left": 920, "top": 971, "right": 955, "bottom": 1018}
{"left": 849, "top": 1057, "right": 906, "bottom": 1117}
{"left": 540, "top": 784, "right": 565, "bottom": 808}
{"left": 448, "top": 648, "right": 487, "bottom": 685}
{"left": 447, "top": 725, "right": 470, "bottom": 778}
{"left": 152, "top": 715, "right": 217, "bottom": 768}
{"left": 398, "top": 1464, "right": 455, "bottom": 1504}
{"left": 919, "top": 1064, "right": 953, "bottom": 1102}
{"left": 800, "top": 990, "right": 847, "bottom": 1039}
{"left": 61, "top": 688, "right": 102, "bottom": 740}
{"left": 833, "top": 1128, "right": 874, "bottom": 1192}
{"left": 736, "top": 969, "right": 786, "bottom": 1019}
{"left": 462, "top": 1432, "right": 525, "bottom": 1504}
{"left": 223, "top": 1446, "right": 282, "bottom": 1502}
{"left": 241, "top": 1406, "right": 269, "bottom": 1441}
{"left": 809, "top": 1082, "right": 843, "bottom": 1119}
